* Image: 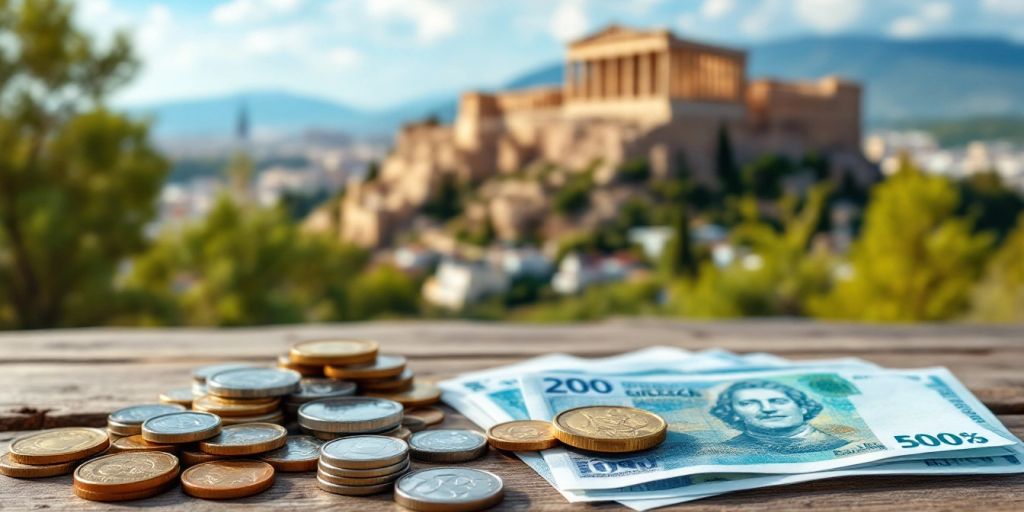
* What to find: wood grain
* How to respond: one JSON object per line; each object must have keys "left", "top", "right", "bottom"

{"left": 1, "top": 319, "right": 1022, "bottom": 510}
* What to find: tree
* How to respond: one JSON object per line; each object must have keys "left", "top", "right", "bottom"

{"left": 660, "top": 207, "right": 696, "bottom": 278}
{"left": 715, "top": 124, "right": 742, "bottom": 197}
{"left": 423, "top": 174, "right": 463, "bottom": 220}
{"left": 0, "top": 0, "right": 167, "bottom": 328}
{"left": 124, "top": 196, "right": 369, "bottom": 326}
{"left": 970, "top": 213, "right": 1024, "bottom": 322}
{"left": 810, "top": 162, "right": 993, "bottom": 321}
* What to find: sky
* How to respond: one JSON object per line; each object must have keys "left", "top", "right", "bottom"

{"left": 77, "top": 0, "right": 1024, "bottom": 110}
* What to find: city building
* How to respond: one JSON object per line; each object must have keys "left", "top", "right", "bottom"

{"left": 422, "top": 259, "right": 510, "bottom": 310}
{"left": 341, "top": 25, "right": 871, "bottom": 248}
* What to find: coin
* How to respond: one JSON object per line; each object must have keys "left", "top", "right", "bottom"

{"left": 288, "top": 378, "right": 358, "bottom": 403}
{"left": 324, "top": 354, "right": 406, "bottom": 380}
{"left": 365, "top": 381, "right": 441, "bottom": 408}
{"left": 321, "top": 435, "right": 409, "bottom": 469}
{"left": 0, "top": 452, "right": 76, "bottom": 478}
{"left": 108, "top": 404, "right": 188, "bottom": 436}
{"left": 394, "top": 468, "right": 504, "bottom": 512}
{"left": 318, "top": 462, "right": 409, "bottom": 486}
{"left": 192, "top": 362, "right": 255, "bottom": 384}
{"left": 142, "top": 411, "right": 222, "bottom": 444}
{"left": 383, "top": 426, "right": 413, "bottom": 441}
{"left": 258, "top": 435, "right": 323, "bottom": 472}
{"left": 8, "top": 427, "right": 110, "bottom": 465}
{"left": 206, "top": 368, "right": 301, "bottom": 399}
{"left": 552, "top": 405, "right": 667, "bottom": 453}
{"left": 277, "top": 353, "right": 325, "bottom": 377}
{"left": 358, "top": 368, "right": 414, "bottom": 392}
{"left": 73, "top": 481, "right": 174, "bottom": 502}
{"left": 181, "top": 448, "right": 223, "bottom": 467}
{"left": 487, "top": 420, "right": 559, "bottom": 451}
{"left": 193, "top": 394, "right": 282, "bottom": 416}
{"left": 316, "top": 475, "right": 394, "bottom": 496}
{"left": 404, "top": 406, "right": 445, "bottom": 426}
{"left": 108, "top": 435, "right": 177, "bottom": 454}
{"left": 198, "top": 423, "right": 288, "bottom": 456}
{"left": 289, "top": 339, "right": 378, "bottom": 366}
{"left": 181, "top": 460, "right": 275, "bottom": 499}
{"left": 298, "top": 397, "right": 403, "bottom": 434}
{"left": 318, "top": 456, "right": 410, "bottom": 478}
{"left": 158, "top": 388, "right": 195, "bottom": 407}
{"left": 408, "top": 429, "right": 488, "bottom": 463}
{"left": 73, "top": 451, "right": 179, "bottom": 494}
{"left": 219, "top": 410, "right": 286, "bottom": 426}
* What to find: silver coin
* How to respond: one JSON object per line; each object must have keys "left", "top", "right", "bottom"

{"left": 206, "top": 368, "right": 301, "bottom": 398}
{"left": 142, "top": 411, "right": 222, "bottom": 443}
{"left": 321, "top": 435, "right": 408, "bottom": 469}
{"left": 192, "top": 362, "right": 256, "bottom": 383}
{"left": 289, "top": 378, "right": 357, "bottom": 403}
{"left": 408, "top": 429, "right": 488, "bottom": 463}
{"left": 298, "top": 397, "right": 403, "bottom": 434}
{"left": 318, "top": 462, "right": 409, "bottom": 486}
{"left": 318, "top": 456, "right": 409, "bottom": 478}
{"left": 316, "top": 475, "right": 394, "bottom": 496}
{"left": 260, "top": 435, "right": 323, "bottom": 467}
{"left": 394, "top": 468, "right": 504, "bottom": 512}
{"left": 108, "top": 404, "right": 186, "bottom": 425}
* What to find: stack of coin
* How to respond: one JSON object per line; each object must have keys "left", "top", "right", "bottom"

{"left": 0, "top": 428, "right": 109, "bottom": 479}
{"left": 277, "top": 353, "right": 324, "bottom": 377}
{"left": 408, "top": 429, "right": 488, "bottom": 463}
{"left": 297, "top": 397, "right": 404, "bottom": 441}
{"left": 317, "top": 435, "right": 410, "bottom": 496}
{"left": 73, "top": 452, "right": 179, "bottom": 502}
{"left": 198, "top": 423, "right": 288, "bottom": 456}
{"left": 198, "top": 367, "right": 302, "bottom": 425}
{"left": 191, "top": 362, "right": 255, "bottom": 397}
{"left": 142, "top": 411, "right": 222, "bottom": 444}
{"left": 283, "top": 378, "right": 357, "bottom": 418}
{"left": 550, "top": 405, "right": 667, "bottom": 453}
{"left": 394, "top": 468, "right": 505, "bottom": 512}
{"left": 107, "top": 404, "right": 187, "bottom": 439}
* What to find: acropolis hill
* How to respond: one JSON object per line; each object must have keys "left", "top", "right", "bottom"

{"left": 338, "top": 25, "right": 873, "bottom": 249}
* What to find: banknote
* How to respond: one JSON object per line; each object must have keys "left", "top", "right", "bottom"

{"left": 519, "top": 367, "right": 1018, "bottom": 490}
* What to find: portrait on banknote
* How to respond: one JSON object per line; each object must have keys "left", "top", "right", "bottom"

{"left": 710, "top": 379, "right": 848, "bottom": 454}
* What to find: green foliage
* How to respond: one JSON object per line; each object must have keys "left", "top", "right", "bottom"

{"left": 811, "top": 163, "right": 993, "bottom": 321}
{"left": 0, "top": 0, "right": 167, "bottom": 328}
{"left": 125, "top": 196, "right": 371, "bottom": 326}
{"left": 422, "top": 174, "right": 464, "bottom": 220}
{"left": 617, "top": 158, "right": 651, "bottom": 184}
{"left": 743, "top": 154, "right": 795, "bottom": 200}
{"left": 957, "top": 171, "right": 1024, "bottom": 242}
{"left": 970, "top": 214, "right": 1024, "bottom": 322}
{"left": 515, "top": 279, "right": 661, "bottom": 322}
{"left": 553, "top": 171, "right": 593, "bottom": 215}
{"left": 346, "top": 265, "right": 420, "bottom": 320}
{"left": 889, "top": 116, "right": 1024, "bottom": 147}
{"left": 670, "top": 186, "right": 833, "bottom": 317}
{"left": 715, "top": 125, "right": 742, "bottom": 196}
{"left": 660, "top": 207, "right": 696, "bottom": 278}
{"left": 364, "top": 160, "right": 379, "bottom": 182}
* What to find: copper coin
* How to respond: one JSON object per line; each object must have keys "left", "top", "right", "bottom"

{"left": 365, "top": 381, "right": 441, "bottom": 408}
{"left": 181, "top": 460, "right": 276, "bottom": 499}
{"left": 404, "top": 407, "right": 445, "bottom": 426}
{"left": 277, "top": 354, "right": 325, "bottom": 377}
{"left": 73, "top": 481, "right": 175, "bottom": 502}
{"left": 0, "top": 452, "right": 76, "bottom": 478}
{"left": 325, "top": 354, "right": 406, "bottom": 380}
{"left": 289, "top": 339, "right": 378, "bottom": 366}
{"left": 198, "top": 423, "right": 288, "bottom": 456}
{"left": 108, "top": 435, "right": 177, "bottom": 454}
{"left": 181, "top": 448, "right": 223, "bottom": 467}
{"left": 73, "top": 451, "right": 179, "bottom": 494}
{"left": 358, "top": 368, "right": 414, "bottom": 392}
{"left": 193, "top": 395, "right": 281, "bottom": 417}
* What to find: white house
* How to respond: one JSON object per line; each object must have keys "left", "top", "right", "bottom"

{"left": 422, "top": 260, "right": 509, "bottom": 310}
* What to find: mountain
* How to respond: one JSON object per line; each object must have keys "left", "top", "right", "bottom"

{"left": 129, "top": 35, "right": 1024, "bottom": 141}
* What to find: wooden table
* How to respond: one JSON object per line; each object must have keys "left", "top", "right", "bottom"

{"left": 2, "top": 320, "right": 1023, "bottom": 510}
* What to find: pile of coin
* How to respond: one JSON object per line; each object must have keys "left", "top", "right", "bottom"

{"left": 298, "top": 396, "right": 405, "bottom": 440}
{"left": 0, "top": 428, "right": 109, "bottom": 479}
{"left": 317, "top": 435, "right": 411, "bottom": 496}
{"left": 195, "top": 367, "right": 300, "bottom": 425}
{"left": 73, "top": 451, "right": 179, "bottom": 501}
{"left": 283, "top": 378, "right": 356, "bottom": 418}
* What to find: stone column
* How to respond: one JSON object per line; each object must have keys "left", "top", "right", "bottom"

{"left": 658, "top": 50, "right": 670, "bottom": 97}
{"left": 638, "top": 52, "right": 651, "bottom": 96}
{"left": 623, "top": 54, "right": 635, "bottom": 98}
{"left": 565, "top": 60, "right": 575, "bottom": 99}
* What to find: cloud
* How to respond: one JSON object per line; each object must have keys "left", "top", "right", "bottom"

{"left": 982, "top": 0, "right": 1024, "bottom": 16}
{"left": 366, "top": 0, "right": 457, "bottom": 45}
{"left": 888, "top": 1, "right": 952, "bottom": 39}
{"left": 701, "top": 0, "right": 735, "bottom": 20}
{"left": 327, "top": 47, "right": 361, "bottom": 68}
{"left": 213, "top": 0, "right": 304, "bottom": 26}
{"left": 793, "top": 0, "right": 863, "bottom": 33}
{"left": 550, "top": 0, "right": 589, "bottom": 42}
{"left": 740, "top": 0, "right": 785, "bottom": 38}
{"left": 242, "top": 24, "right": 312, "bottom": 55}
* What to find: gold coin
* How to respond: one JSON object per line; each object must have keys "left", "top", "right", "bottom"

{"left": 108, "top": 435, "right": 177, "bottom": 454}
{"left": 180, "top": 449, "right": 223, "bottom": 467}
{"left": 365, "top": 381, "right": 441, "bottom": 408}
{"left": 0, "top": 452, "right": 76, "bottom": 478}
{"left": 358, "top": 368, "right": 414, "bottom": 392}
{"left": 488, "top": 420, "right": 559, "bottom": 451}
{"left": 325, "top": 354, "right": 406, "bottom": 380}
{"left": 383, "top": 426, "right": 413, "bottom": 441}
{"left": 158, "top": 387, "right": 194, "bottom": 407}
{"left": 193, "top": 395, "right": 281, "bottom": 417}
{"left": 258, "top": 435, "right": 323, "bottom": 472}
{"left": 277, "top": 353, "right": 324, "bottom": 377}
{"left": 73, "top": 451, "right": 179, "bottom": 494}
{"left": 289, "top": 339, "right": 378, "bottom": 366}
{"left": 181, "top": 460, "right": 276, "bottom": 499}
{"left": 73, "top": 481, "right": 174, "bottom": 502}
{"left": 404, "top": 406, "right": 445, "bottom": 426}
{"left": 198, "top": 423, "right": 288, "bottom": 456}
{"left": 552, "top": 406, "right": 667, "bottom": 453}
{"left": 8, "top": 427, "right": 110, "bottom": 465}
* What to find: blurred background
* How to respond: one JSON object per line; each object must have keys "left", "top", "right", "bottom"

{"left": 1, "top": 0, "right": 1023, "bottom": 330}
